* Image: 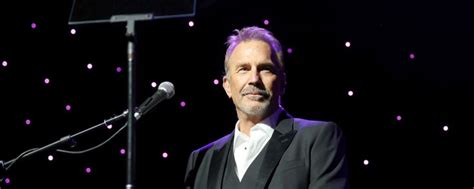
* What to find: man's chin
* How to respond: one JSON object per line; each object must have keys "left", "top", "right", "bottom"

{"left": 240, "top": 104, "right": 269, "bottom": 116}
{"left": 245, "top": 94, "right": 266, "bottom": 101}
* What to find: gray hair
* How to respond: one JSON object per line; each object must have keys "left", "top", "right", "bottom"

{"left": 224, "top": 26, "right": 284, "bottom": 75}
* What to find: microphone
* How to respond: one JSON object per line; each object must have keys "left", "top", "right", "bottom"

{"left": 134, "top": 81, "right": 175, "bottom": 119}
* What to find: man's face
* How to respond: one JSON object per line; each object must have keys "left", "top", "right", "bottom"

{"left": 223, "top": 40, "right": 284, "bottom": 118}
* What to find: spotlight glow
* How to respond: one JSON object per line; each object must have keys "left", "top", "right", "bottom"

{"left": 188, "top": 21, "right": 194, "bottom": 27}
{"left": 151, "top": 81, "right": 157, "bottom": 88}
{"left": 4, "top": 178, "right": 10, "bottom": 184}
{"left": 116, "top": 66, "right": 122, "bottom": 73}
{"left": 107, "top": 124, "right": 113, "bottom": 129}
{"left": 345, "top": 41, "right": 351, "bottom": 48}
{"left": 2, "top": 61, "right": 7, "bottom": 67}
{"left": 87, "top": 63, "right": 93, "bottom": 69}
{"left": 31, "top": 22, "right": 37, "bottom": 29}
{"left": 162, "top": 152, "right": 168, "bottom": 158}
{"left": 48, "top": 155, "right": 54, "bottom": 161}
{"left": 25, "top": 119, "right": 31, "bottom": 125}
{"left": 409, "top": 53, "right": 415, "bottom": 60}
{"left": 287, "top": 48, "right": 293, "bottom": 54}
{"left": 180, "top": 101, "right": 186, "bottom": 107}
{"left": 363, "top": 159, "right": 369, "bottom": 165}
{"left": 44, "top": 78, "right": 50, "bottom": 84}
{"left": 70, "top": 29, "right": 76, "bottom": 35}
{"left": 120, "top": 148, "right": 126, "bottom": 155}
{"left": 443, "top": 125, "right": 448, "bottom": 132}
{"left": 213, "top": 79, "right": 219, "bottom": 85}
{"left": 348, "top": 90, "right": 354, "bottom": 96}
{"left": 85, "top": 167, "right": 91, "bottom": 174}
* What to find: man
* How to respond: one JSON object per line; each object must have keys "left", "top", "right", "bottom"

{"left": 184, "top": 26, "right": 349, "bottom": 189}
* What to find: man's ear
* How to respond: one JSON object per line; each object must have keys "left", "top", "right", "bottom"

{"left": 223, "top": 75, "right": 232, "bottom": 98}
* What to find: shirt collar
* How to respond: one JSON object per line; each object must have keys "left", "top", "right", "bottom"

{"left": 233, "top": 106, "right": 283, "bottom": 141}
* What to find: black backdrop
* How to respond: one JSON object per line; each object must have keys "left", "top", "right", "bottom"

{"left": 1, "top": 0, "right": 473, "bottom": 188}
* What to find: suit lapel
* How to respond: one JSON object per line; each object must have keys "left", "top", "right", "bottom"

{"left": 256, "top": 112, "right": 296, "bottom": 188}
{"left": 208, "top": 133, "right": 233, "bottom": 189}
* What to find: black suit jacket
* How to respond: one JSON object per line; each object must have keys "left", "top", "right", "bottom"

{"left": 184, "top": 112, "right": 349, "bottom": 189}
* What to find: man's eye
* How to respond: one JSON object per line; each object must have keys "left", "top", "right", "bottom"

{"left": 237, "top": 67, "right": 249, "bottom": 72}
{"left": 261, "top": 67, "right": 274, "bottom": 73}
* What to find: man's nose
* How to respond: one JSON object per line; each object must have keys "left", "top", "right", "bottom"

{"left": 249, "top": 70, "right": 261, "bottom": 84}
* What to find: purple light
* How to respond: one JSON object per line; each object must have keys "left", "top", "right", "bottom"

{"left": 2, "top": 60, "right": 7, "bottom": 67}
{"left": 348, "top": 90, "right": 354, "bottom": 96}
{"left": 87, "top": 63, "right": 93, "bottom": 69}
{"left": 25, "top": 119, "right": 31, "bottom": 125}
{"left": 345, "top": 41, "right": 351, "bottom": 48}
{"left": 396, "top": 115, "right": 402, "bottom": 121}
{"left": 188, "top": 21, "right": 194, "bottom": 27}
{"left": 48, "top": 155, "right": 54, "bottom": 161}
{"left": 85, "top": 167, "right": 92, "bottom": 174}
{"left": 31, "top": 22, "right": 37, "bottom": 29}
{"left": 213, "top": 79, "right": 219, "bottom": 85}
{"left": 162, "top": 152, "right": 168, "bottom": 158}
{"left": 151, "top": 81, "right": 157, "bottom": 88}
{"left": 120, "top": 148, "right": 126, "bottom": 155}
{"left": 287, "top": 48, "right": 293, "bottom": 54}
{"left": 363, "top": 159, "right": 369, "bottom": 165}
{"left": 107, "top": 124, "right": 113, "bottom": 129}
{"left": 443, "top": 125, "right": 449, "bottom": 132}
{"left": 70, "top": 29, "right": 76, "bottom": 35}
{"left": 116, "top": 66, "right": 122, "bottom": 73}
{"left": 180, "top": 101, "right": 186, "bottom": 107}
{"left": 65, "top": 104, "right": 71, "bottom": 111}
{"left": 4, "top": 178, "right": 10, "bottom": 184}
{"left": 409, "top": 53, "right": 415, "bottom": 60}
{"left": 44, "top": 78, "right": 50, "bottom": 84}
{"left": 263, "top": 19, "right": 270, "bottom": 25}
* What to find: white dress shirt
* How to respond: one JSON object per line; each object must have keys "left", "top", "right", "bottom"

{"left": 232, "top": 107, "right": 283, "bottom": 181}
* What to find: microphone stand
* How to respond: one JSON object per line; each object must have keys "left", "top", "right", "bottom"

{"left": 1, "top": 14, "right": 155, "bottom": 189}
{"left": 0, "top": 111, "right": 128, "bottom": 183}
{"left": 110, "top": 13, "right": 153, "bottom": 189}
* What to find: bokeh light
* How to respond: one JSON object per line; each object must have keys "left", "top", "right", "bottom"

{"left": 87, "top": 63, "right": 93, "bottom": 69}
{"left": 363, "top": 159, "right": 369, "bottom": 165}
{"left": 348, "top": 90, "right": 354, "bottom": 96}
{"left": 345, "top": 41, "right": 351, "bottom": 48}
{"left": 263, "top": 19, "right": 269, "bottom": 25}
{"left": 65, "top": 104, "right": 72, "bottom": 111}
{"left": 25, "top": 119, "right": 31, "bottom": 126}
{"left": 396, "top": 115, "right": 402, "bottom": 121}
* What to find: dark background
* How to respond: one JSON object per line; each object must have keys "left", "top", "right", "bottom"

{"left": 1, "top": 0, "right": 473, "bottom": 188}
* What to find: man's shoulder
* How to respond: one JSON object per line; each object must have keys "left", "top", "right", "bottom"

{"left": 291, "top": 117, "right": 342, "bottom": 134}
{"left": 192, "top": 132, "right": 233, "bottom": 154}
